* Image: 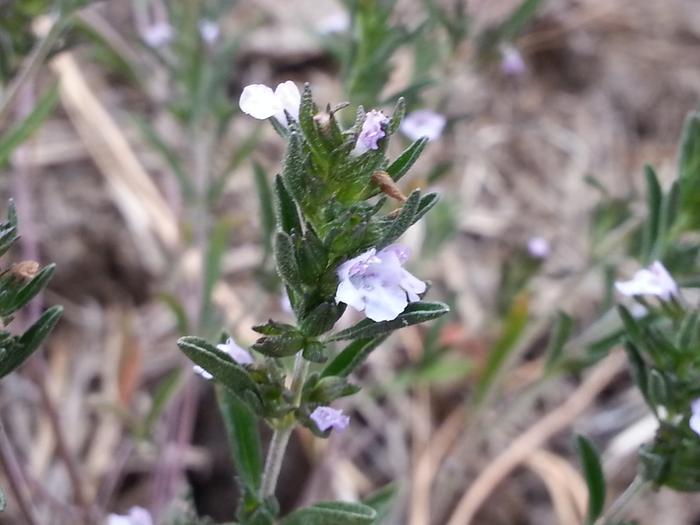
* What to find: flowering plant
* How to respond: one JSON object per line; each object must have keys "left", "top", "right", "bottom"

{"left": 177, "top": 82, "right": 448, "bottom": 524}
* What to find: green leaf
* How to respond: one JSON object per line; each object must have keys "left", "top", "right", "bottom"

{"left": 301, "top": 301, "right": 345, "bottom": 337}
{"left": 274, "top": 231, "right": 301, "bottom": 289}
{"left": 362, "top": 483, "right": 396, "bottom": 524}
{"left": 641, "top": 165, "right": 662, "bottom": 263}
{"left": 253, "top": 162, "right": 276, "bottom": 258}
{"left": 0, "top": 200, "right": 18, "bottom": 258}
{"left": 474, "top": 295, "right": 529, "bottom": 405}
{"left": 327, "top": 302, "right": 450, "bottom": 342}
{"left": 0, "top": 85, "right": 59, "bottom": 166}
{"left": 0, "top": 263, "right": 55, "bottom": 317}
{"left": 139, "top": 369, "right": 182, "bottom": 438}
{"left": 305, "top": 375, "right": 360, "bottom": 403}
{"left": 624, "top": 342, "right": 649, "bottom": 403}
{"left": 321, "top": 335, "right": 389, "bottom": 378}
{"left": 678, "top": 111, "right": 700, "bottom": 227}
{"left": 281, "top": 131, "right": 310, "bottom": 208}
{"left": 544, "top": 311, "right": 573, "bottom": 371}
{"left": 274, "top": 175, "right": 302, "bottom": 235}
{"left": 376, "top": 189, "right": 421, "bottom": 249}
{"left": 495, "top": 0, "right": 543, "bottom": 42}
{"left": 385, "top": 137, "right": 428, "bottom": 184}
{"left": 157, "top": 293, "right": 190, "bottom": 335}
{"left": 133, "top": 115, "right": 194, "bottom": 201}
{"left": 280, "top": 501, "right": 376, "bottom": 525}
{"left": 411, "top": 192, "right": 439, "bottom": 226}
{"left": 0, "top": 305, "right": 62, "bottom": 379}
{"left": 387, "top": 97, "right": 405, "bottom": 135}
{"left": 251, "top": 333, "right": 305, "bottom": 358}
{"left": 575, "top": 435, "right": 606, "bottom": 524}
{"left": 177, "top": 336, "right": 261, "bottom": 410}
{"left": 200, "top": 219, "right": 231, "bottom": 333}
{"left": 218, "top": 388, "right": 263, "bottom": 495}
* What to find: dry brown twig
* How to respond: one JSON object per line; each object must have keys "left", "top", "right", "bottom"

{"left": 446, "top": 351, "right": 627, "bottom": 525}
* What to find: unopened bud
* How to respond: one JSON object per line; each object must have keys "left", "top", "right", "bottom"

{"left": 371, "top": 170, "right": 407, "bottom": 202}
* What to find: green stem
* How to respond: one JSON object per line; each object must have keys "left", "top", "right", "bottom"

{"left": 596, "top": 475, "right": 649, "bottom": 525}
{"left": 0, "top": 15, "right": 68, "bottom": 126}
{"left": 260, "top": 352, "right": 309, "bottom": 497}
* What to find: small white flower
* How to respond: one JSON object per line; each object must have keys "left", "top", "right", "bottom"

{"left": 142, "top": 22, "right": 173, "bottom": 48}
{"left": 193, "top": 365, "right": 213, "bottom": 380}
{"left": 615, "top": 261, "right": 679, "bottom": 301}
{"left": 107, "top": 506, "right": 153, "bottom": 525}
{"left": 198, "top": 19, "right": 220, "bottom": 44}
{"left": 351, "top": 110, "right": 390, "bottom": 157}
{"left": 239, "top": 81, "right": 300, "bottom": 125}
{"left": 217, "top": 338, "right": 254, "bottom": 365}
{"left": 317, "top": 11, "right": 351, "bottom": 35}
{"left": 310, "top": 406, "right": 350, "bottom": 432}
{"left": 690, "top": 399, "right": 700, "bottom": 436}
{"left": 500, "top": 45, "right": 526, "bottom": 77}
{"left": 527, "top": 237, "right": 550, "bottom": 259}
{"left": 335, "top": 244, "right": 426, "bottom": 322}
{"left": 193, "top": 338, "right": 253, "bottom": 380}
{"left": 399, "top": 110, "right": 446, "bottom": 142}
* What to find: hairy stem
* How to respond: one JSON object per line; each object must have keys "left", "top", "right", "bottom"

{"left": 261, "top": 353, "right": 309, "bottom": 497}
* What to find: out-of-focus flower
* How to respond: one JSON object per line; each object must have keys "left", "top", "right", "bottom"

{"left": 310, "top": 406, "right": 350, "bottom": 432}
{"left": 335, "top": 244, "right": 426, "bottom": 322}
{"left": 615, "top": 261, "right": 679, "bottom": 301}
{"left": 399, "top": 110, "right": 446, "bottom": 142}
{"left": 351, "top": 110, "right": 390, "bottom": 157}
{"left": 198, "top": 19, "right": 220, "bottom": 44}
{"left": 193, "top": 338, "right": 253, "bottom": 379}
{"left": 500, "top": 45, "right": 526, "bottom": 77}
{"left": 142, "top": 22, "right": 173, "bottom": 48}
{"left": 317, "top": 11, "right": 351, "bottom": 35}
{"left": 217, "top": 338, "right": 254, "bottom": 365}
{"left": 239, "top": 81, "right": 301, "bottom": 125}
{"left": 527, "top": 237, "right": 550, "bottom": 259}
{"left": 107, "top": 506, "right": 153, "bottom": 525}
{"left": 690, "top": 399, "right": 700, "bottom": 436}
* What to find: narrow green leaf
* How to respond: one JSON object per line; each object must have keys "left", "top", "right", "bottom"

{"left": 474, "top": 295, "right": 529, "bottom": 404}
{"left": 497, "top": 0, "right": 543, "bottom": 41}
{"left": 641, "top": 165, "right": 662, "bottom": 263}
{"left": 273, "top": 231, "right": 301, "bottom": 289}
{"left": 678, "top": 111, "right": 700, "bottom": 227}
{"left": 133, "top": 115, "right": 194, "bottom": 200}
{"left": 575, "top": 435, "right": 606, "bottom": 524}
{"left": 362, "top": 483, "right": 396, "bottom": 524}
{"left": 376, "top": 189, "right": 421, "bottom": 249}
{"left": 0, "top": 85, "right": 59, "bottom": 166}
{"left": 411, "top": 192, "right": 439, "bottom": 226}
{"left": 177, "top": 336, "right": 261, "bottom": 409}
{"left": 0, "top": 263, "right": 55, "bottom": 317}
{"left": 200, "top": 220, "right": 231, "bottom": 331}
{"left": 253, "top": 162, "right": 275, "bottom": 258}
{"left": 0, "top": 306, "right": 62, "bottom": 379}
{"left": 274, "top": 175, "right": 302, "bottom": 235}
{"left": 157, "top": 293, "right": 190, "bottom": 335}
{"left": 321, "top": 335, "right": 389, "bottom": 378}
{"left": 139, "top": 369, "right": 182, "bottom": 438}
{"left": 544, "top": 311, "right": 573, "bottom": 371}
{"left": 280, "top": 501, "right": 376, "bottom": 525}
{"left": 218, "top": 388, "right": 263, "bottom": 495}
{"left": 386, "top": 137, "right": 428, "bottom": 183}
{"left": 624, "top": 342, "right": 649, "bottom": 403}
{"left": 387, "top": 97, "right": 405, "bottom": 134}
{"left": 327, "top": 302, "right": 450, "bottom": 342}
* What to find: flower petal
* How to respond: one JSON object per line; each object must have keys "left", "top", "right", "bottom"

{"left": 274, "top": 81, "right": 301, "bottom": 122}
{"left": 335, "top": 278, "right": 366, "bottom": 311}
{"left": 364, "top": 283, "right": 408, "bottom": 322}
{"left": 239, "top": 84, "right": 283, "bottom": 120}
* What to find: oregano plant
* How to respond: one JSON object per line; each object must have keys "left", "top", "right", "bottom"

{"left": 176, "top": 81, "right": 448, "bottom": 524}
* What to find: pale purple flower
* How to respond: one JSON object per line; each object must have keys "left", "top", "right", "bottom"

{"left": 239, "top": 81, "right": 300, "bottom": 125}
{"left": 193, "top": 337, "right": 253, "bottom": 380}
{"left": 615, "top": 261, "right": 679, "bottom": 301}
{"left": 690, "top": 399, "right": 700, "bottom": 436}
{"left": 142, "top": 22, "right": 173, "bottom": 48}
{"left": 500, "top": 45, "right": 526, "bottom": 77}
{"left": 107, "top": 506, "right": 153, "bottom": 525}
{"left": 335, "top": 244, "right": 426, "bottom": 322}
{"left": 400, "top": 110, "right": 446, "bottom": 142}
{"left": 198, "top": 19, "right": 220, "bottom": 44}
{"left": 351, "top": 110, "right": 390, "bottom": 157}
{"left": 310, "top": 406, "right": 350, "bottom": 432}
{"left": 527, "top": 237, "right": 550, "bottom": 259}
{"left": 317, "top": 11, "right": 351, "bottom": 35}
